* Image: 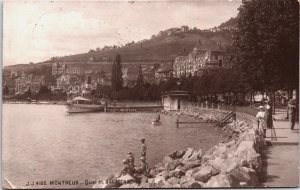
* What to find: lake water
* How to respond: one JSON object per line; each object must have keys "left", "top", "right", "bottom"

{"left": 2, "top": 104, "right": 226, "bottom": 188}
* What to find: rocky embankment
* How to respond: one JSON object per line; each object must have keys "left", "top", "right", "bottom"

{"left": 162, "top": 109, "right": 224, "bottom": 122}
{"left": 94, "top": 112, "right": 265, "bottom": 188}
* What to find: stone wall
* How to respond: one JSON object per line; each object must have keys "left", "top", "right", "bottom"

{"left": 93, "top": 109, "right": 265, "bottom": 188}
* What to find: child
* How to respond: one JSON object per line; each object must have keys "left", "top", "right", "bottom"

{"left": 256, "top": 106, "right": 266, "bottom": 137}
{"left": 141, "top": 139, "right": 147, "bottom": 157}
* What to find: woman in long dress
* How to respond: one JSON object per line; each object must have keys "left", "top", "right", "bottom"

{"left": 256, "top": 106, "right": 266, "bottom": 137}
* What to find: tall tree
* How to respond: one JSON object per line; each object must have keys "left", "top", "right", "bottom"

{"left": 136, "top": 65, "right": 144, "bottom": 86}
{"left": 111, "top": 61, "right": 116, "bottom": 91}
{"left": 111, "top": 54, "right": 123, "bottom": 92}
{"left": 233, "top": 0, "right": 299, "bottom": 94}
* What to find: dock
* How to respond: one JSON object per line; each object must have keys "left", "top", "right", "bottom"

{"left": 105, "top": 105, "right": 163, "bottom": 112}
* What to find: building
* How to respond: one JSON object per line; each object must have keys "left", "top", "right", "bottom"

{"left": 56, "top": 74, "right": 70, "bottom": 91}
{"left": 3, "top": 77, "right": 15, "bottom": 95}
{"left": 173, "top": 48, "right": 231, "bottom": 77}
{"left": 52, "top": 63, "right": 66, "bottom": 75}
{"left": 181, "top": 25, "right": 189, "bottom": 32}
{"left": 161, "top": 90, "right": 190, "bottom": 111}
{"left": 122, "top": 66, "right": 139, "bottom": 87}
{"left": 31, "top": 75, "right": 45, "bottom": 94}
{"left": 155, "top": 63, "right": 173, "bottom": 83}
{"left": 15, "top": 74, "right": 33, "bottom": 94}
{"left": 66, "top": 66, "right": 81, "bottom": 75}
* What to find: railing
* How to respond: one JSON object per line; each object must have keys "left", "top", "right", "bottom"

{"left": 183, "top": 102, "right": 258, "bottom": 126}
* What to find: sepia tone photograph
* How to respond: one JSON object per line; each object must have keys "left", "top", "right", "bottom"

{"left": 2, "top": 0, "right": 299, "bottom": 189}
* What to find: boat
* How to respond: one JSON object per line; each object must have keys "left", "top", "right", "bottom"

{"left": 65, "top": 96, "right": 105, "bottom": 113}
{"left": 152, "top": 120, "right": 161, "bottom": 125}
{"left": 38, "top": 101, "right": 50, "bottom": 104}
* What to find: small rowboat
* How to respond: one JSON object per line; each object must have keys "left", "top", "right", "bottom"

{"left": 152, "top": 120, "right": 161, "bottom": 125}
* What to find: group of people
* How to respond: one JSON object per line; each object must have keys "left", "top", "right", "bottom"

{"left": 256, "top": 101, "right": 273, "bottom": 137}
{"left": 256, "top": 98, "right": 298, "bottom": 137}
{"left": 119, "top": 139, "right": 149, "bottom": 177}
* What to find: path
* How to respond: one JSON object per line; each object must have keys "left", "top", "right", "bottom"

{"left": 262, "top": 108, "right": 299, "bottom": 187}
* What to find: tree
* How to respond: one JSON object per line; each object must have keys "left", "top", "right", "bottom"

{"left": 233, "top": 0, "right": 299, "bottom": 94}
{"left": 136, "top": 65, "right": 143, "bottom": 86}
{"left": 88, "top": 49, "right": 95, "bottom": 53}
{"left": 111, "top": 54, "right": 123, "bottom": 92}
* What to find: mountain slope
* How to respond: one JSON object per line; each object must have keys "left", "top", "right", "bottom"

{"left": 59, "top": 30, "right": 233, "bottom": 63}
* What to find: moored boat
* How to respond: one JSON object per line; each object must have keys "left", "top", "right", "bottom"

{"left": 152, "top": 120, "right": 161, "bottom": 125}
{"left": 66, "top": 96, "right": 105, "bottom": 113}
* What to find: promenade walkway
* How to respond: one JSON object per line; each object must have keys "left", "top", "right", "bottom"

{"left": 262, "top": 108, "right": 299, "bottom": 187}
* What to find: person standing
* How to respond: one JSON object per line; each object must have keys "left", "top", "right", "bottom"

{"left": 264, "top": 101, "right": 273, "bottom": 130}
{"left": 256, "top": 106, "right": 266, "bottom": 137}
{"left": 141, "top": 139, "right": 147, "bottom": 157}
{"left": 287, "top": 99, "right": 297, "bottom": 130}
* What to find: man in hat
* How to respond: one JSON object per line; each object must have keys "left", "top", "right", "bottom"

{"left": 256, "top": 106, "right": 266, "bottom": 137}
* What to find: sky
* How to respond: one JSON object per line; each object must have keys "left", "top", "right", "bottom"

{"left": 3, "top": 0, "right": 242, "bottom": 66}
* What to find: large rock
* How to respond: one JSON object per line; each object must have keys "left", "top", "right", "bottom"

{"left": 235, "top": 142, "right": 262, "bottom": 172}
{"left": 163, "top": 156, "right": 173, "bottom": 165}
{"left": 227, "top": 166, "right": 259, "bottom": 187}
{"left": 117, "top": 174, "right": 136, "bottom": 184}
{"left": 180, "top": 160, "right": 201, "bottom": 172}
{"left": 181, "top": 147, "right": 194, "bottom": 161}
{"left": 169, "top": 150, "right": 186, "bottom": 159}
{"left": 193, "top": 165, "right": 219, "bottom": 182}
{"left": 149, "top": 168, "right": 160, "bottom": 177}
{"left": 205, "top": 174, "right": 238, "bottom": 188}
{"left": 165, "top": 159, "right": 183, "bottom": 171}
{"left": 202, "top": 146, "right": 217, "bottom": 161}
{"left": 208, "top": 157, "right": 226, "bottom": 172}
{"left": 156, "top": 170, "right": 170, "bottom": 179}
{"left": 167, "top": 177, "right": 180, "bottom": 185}
{"left": 169, "top": 168, "right": 185, "bottom": 178}
{"left": 179, "top": 176, "right": 203, "bottom": 188}
{"left": 154, "top": 175, "right": 166, "bottom": 185}
{"left": 139, "top": 182, "right": 151, "bottom": 188}
{"left": 188, "top": 149, "right": 203, "bottom": 161}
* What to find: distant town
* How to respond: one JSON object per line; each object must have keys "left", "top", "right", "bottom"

{"left": 3, "top": 24, "right": 235, "bottom": 101}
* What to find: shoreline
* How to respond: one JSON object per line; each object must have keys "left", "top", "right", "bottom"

{"left": 93, "top": 108, "right": 265, "bottom": 188}
{"left": 3, "top": 101, "right": 67, "bottom": 105}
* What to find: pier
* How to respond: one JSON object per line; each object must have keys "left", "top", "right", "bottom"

{"left": 105, "top": 105, "right": 163, "bottom": 112}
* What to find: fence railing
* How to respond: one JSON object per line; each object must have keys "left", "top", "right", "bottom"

{"left": 183, "top": 102, "right": 258, "bottom": 126}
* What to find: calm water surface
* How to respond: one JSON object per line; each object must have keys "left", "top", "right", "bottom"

{"left": 3, "top": 104, "right": 226, "bottom": 188}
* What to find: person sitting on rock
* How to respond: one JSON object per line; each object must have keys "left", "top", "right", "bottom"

{"left": 127, "top": 152, "right": 135, "bottom": 167}
{"left": 119, "top": 159, "right": 134, "bottom": 177}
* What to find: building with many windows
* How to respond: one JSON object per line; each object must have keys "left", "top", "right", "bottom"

{"left": 173, "top": 48, "right": 231, "bottom": 77}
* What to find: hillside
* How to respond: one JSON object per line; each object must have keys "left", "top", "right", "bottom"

{"left": 4, "top": 29, "right": 234, "bottom": 72}
{"left": 58, "top": 30, "right": 233, "bottom": 63}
